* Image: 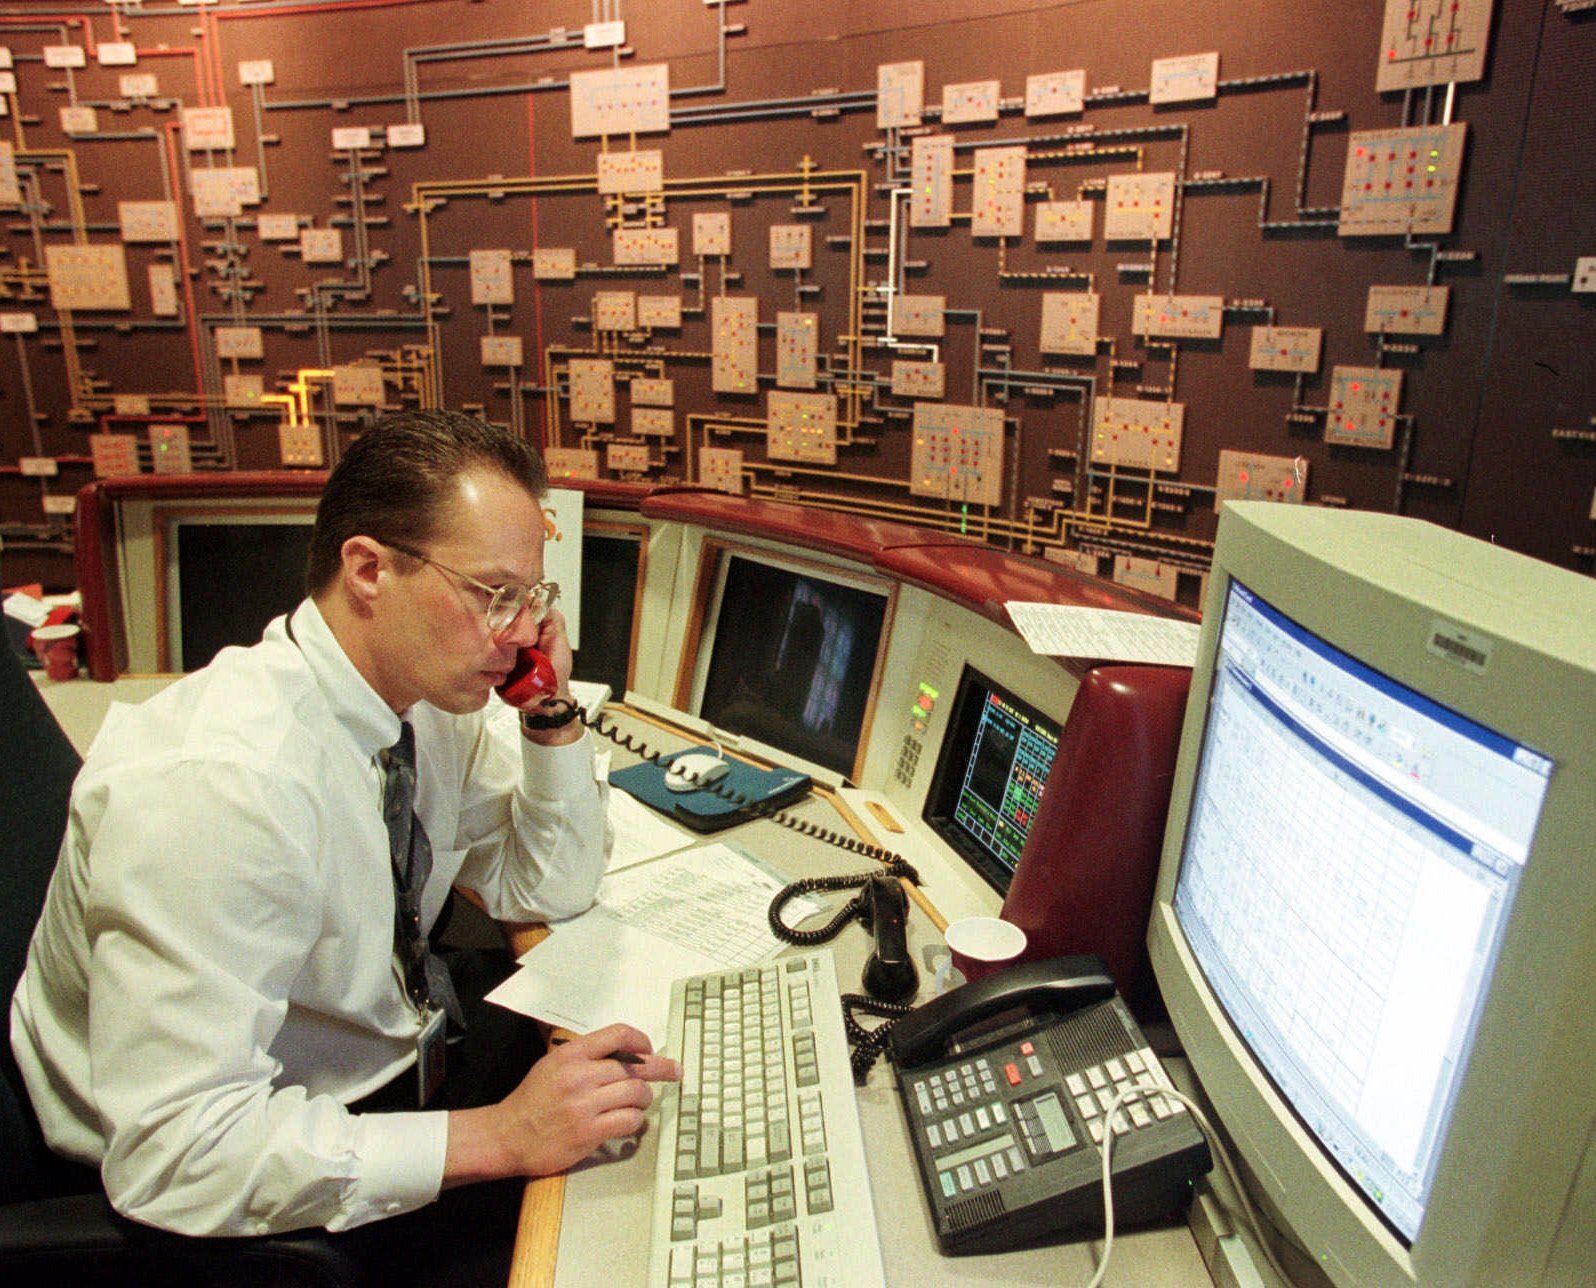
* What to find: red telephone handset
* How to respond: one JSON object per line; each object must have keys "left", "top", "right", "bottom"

{"left": 496, "top": 647, "right": 558, "bottom": 706}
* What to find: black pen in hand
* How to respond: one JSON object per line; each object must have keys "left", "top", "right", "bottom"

{"left": 606, "top": 1050, "right": 645, "bottom": 1066}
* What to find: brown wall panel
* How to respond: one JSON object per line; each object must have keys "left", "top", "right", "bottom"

{"left": 0, "top": 0, "right": 1589, "bottom": 598}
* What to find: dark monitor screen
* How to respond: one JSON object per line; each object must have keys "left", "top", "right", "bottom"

{"left": 176, "top": 520, "right": 312, "bottom": 670}
{"left": 922, "top": 665, "right": 1063, "bottom": 894}
{"left": 570, "top": 532, "right": 639, "bottom": 697}
{"left": 696, "top": 553, "right": 888, "bottom": 780}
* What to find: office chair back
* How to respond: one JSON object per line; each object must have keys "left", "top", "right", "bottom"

{"left": 0, "top": 642, "right": 87, "bottom": 1204}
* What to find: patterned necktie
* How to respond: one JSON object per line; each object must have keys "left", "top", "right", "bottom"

{"left": 379, "top": 722, "right": 463, "bottom": 1026}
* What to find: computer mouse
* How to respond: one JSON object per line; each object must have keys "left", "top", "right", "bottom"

{"left": 664, "top": 751, "right": 730, "bottom": 793}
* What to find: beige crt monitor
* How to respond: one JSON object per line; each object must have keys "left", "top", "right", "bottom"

{"left": 1147, "top": 502, "right": 1596, "bottom": 1287}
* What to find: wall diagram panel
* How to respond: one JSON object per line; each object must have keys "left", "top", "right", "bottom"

{"left": 877, "top": 61, "right": 925, "bottom": 128}
{"left": 1327, "top": 367, "right": 1403, "bottom": 449}
{"left": 597, "top": 149, "right": 665, "bottom": 195}
{"left": 971, "top": 146, "right": 1027, "bottom": 238}
{"left": 699, "top": 446, "right": 745, "bottom": 494}
{"left": 569, "top": 358, "right": 617, "bottom": 424}
{"left": 469, "top": 250, "right": 514, "bottom": 306}
{"left": 776, "top": 312, "right": 820, "bottom": 389}
{"left": 1132, "top": 295, "right": 1226, "bottom": 341}
{"left": 1035, "top": 201, "right": 1094, "bottom": 243}
{"left": 1149, "top": 52, "right": 1219, "bottom": 106}
{"left": 570, "top": 64, "right": 672, "bottom": 138}
{"left": 638, "top": 295, "right": 683, "bottom": 329}
{"left": 1104, "top": 172, "right": 1177, "bottom": 241}
{"left": 593, "top": 291, "right": 638, "bottom": 333}
{"left": 1040, "top": 293, "right": 1101, "bottom": 356}
{"left": 0, "top": 0, "right": 1589, "bottom": 594}
{"left": 1091, "top": 398, "right": 1185, "bottom": 472}
{"left": 892, "top": 361, "right": 946, "bottom": 399}
{"left": 1375, "top": 0, "right": 1496, "bottom": 91}
{"left": 1215, "top": 450, "right": 1308, "bottom": 510}
{"left": 911, "top": 404, "right": 1005, "bottom": 506}
{"left": 1338, "top": 124, "right": 1467, "bottom": 236}
{"left": 45, "top": 245, "right": 131, "bottom": 311}
{"left": 712, "top": 297, "right": 759, "bottom": 394}
{"left": 1025, "top": 69, "right": 1086, "bottom": 117}
{"left": 892, "top": 295, "right": 946, "bottom": 338}
{"left": 768, "top": 391, "right": 838, "bottom": 464}
{"left": 1248, "top": 326, "right": 1324, "bottom": 373}
{"left": 1364, "top": 285, "right": 1450, "bottom": 335}
{"left": 910, "top": 135, "right": 955, "bottom": 228}
{"left": 940, "top": 80, "right": 999, "bottom": 124}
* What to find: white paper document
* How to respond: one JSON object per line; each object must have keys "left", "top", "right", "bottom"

{"left": 605, "top": 784, "right": 696, "bottom": 871}
{"left": 486, "top": 842, "right": 814, "bottom": 1045}
{"left": 1006, "top": 601, "right": 1201, "bottom": 666}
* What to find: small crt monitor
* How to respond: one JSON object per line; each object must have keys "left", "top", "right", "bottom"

{"left": 693, "top": 551, "right": 889, "bottom": 781}
{"left": 921, "top": 665, "right": 1063, "bottom": 894}
{"left": 1148, "top": 501, "right": 1596, "bottom": 1287}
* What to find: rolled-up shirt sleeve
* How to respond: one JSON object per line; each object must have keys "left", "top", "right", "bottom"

{"left": 448, "top": 721, "right": 612, "bottom": 923}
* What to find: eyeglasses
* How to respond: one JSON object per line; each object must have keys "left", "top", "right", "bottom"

{"left": 382, "top": 540, "right": 559, "bottom": 635}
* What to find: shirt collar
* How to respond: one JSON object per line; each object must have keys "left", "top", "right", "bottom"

{"left": 277, "top": 599, "right": 406, "bottom": 759}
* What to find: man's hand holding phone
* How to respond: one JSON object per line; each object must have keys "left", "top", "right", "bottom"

{"left": 498, "top": 608, "right": 585, "bottom": 745}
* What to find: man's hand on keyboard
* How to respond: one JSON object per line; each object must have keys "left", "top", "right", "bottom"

{"left": 442, "top": 1023, "right": 682, "bottom": 1185}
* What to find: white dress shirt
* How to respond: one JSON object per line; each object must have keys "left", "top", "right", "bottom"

{"left": 10, "top": 598, "right": 611, "bottom": 1236}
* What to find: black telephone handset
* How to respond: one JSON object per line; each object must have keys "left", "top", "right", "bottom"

{"left": 858, "top": 873, "right": 916, "bottom": 1003}
{"left": 888, "top": 954, "right": 1115, "bottom": 1068}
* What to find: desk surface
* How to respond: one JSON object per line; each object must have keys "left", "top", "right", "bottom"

{"left": 538, "top": 709, "right": 1216, "bottom": 1288}
{"left": 38, "top": 679, "right": 1218, "bottom": 1288}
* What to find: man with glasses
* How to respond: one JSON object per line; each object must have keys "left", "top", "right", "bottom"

{"left": 12, "top": 409, "right": 679, "bottom": 1284}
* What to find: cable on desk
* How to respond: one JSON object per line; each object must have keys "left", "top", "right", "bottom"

{"left": 580, "top": 708, "right": 919, "bottom": 867}
{"left": 1087, "top": 1083, "right": 1294, "bottom": 1288}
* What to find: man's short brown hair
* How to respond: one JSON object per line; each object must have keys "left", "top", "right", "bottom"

{"left": 305, "top": 409, "right": 548, "bottom": 595}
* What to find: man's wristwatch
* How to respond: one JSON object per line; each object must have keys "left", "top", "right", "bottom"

{"left": 520, "top": 698, "right": 582, "bottom": 732}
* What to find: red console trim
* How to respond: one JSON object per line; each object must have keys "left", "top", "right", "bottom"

{"left": 875, "top": 542, "right": 1199, "bottom": 631}
{"left": 640, "top": 491, "right": 976, "bottom": 565}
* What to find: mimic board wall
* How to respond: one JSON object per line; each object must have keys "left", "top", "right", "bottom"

{"left": 0, "top": 0, "right": 1591, "bottom": 599}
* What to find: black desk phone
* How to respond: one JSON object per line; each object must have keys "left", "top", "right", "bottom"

{"left": 889, "top": 954, "right": 1211, "bottom": 1254}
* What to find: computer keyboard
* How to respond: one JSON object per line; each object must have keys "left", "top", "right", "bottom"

{"left": 645, "top": 951, "right": 887, "bottom": 1288}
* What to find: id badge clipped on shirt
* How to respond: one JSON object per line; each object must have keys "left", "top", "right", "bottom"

{"left": 416, "top": 1005, "right": 447, "bottom": 1107}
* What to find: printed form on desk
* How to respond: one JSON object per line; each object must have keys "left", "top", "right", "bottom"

{"left": 485, "top": 842, "right": 820, "bottom": 1046}
{"left": 1006, "top": 601, "right": 1201, "bottom": 667}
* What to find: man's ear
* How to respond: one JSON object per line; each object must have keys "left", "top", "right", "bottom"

{"left": 340, "top": 535, "right": 387, "bottom": 609}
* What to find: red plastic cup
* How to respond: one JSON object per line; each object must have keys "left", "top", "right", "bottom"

{"left": 30, "top": 622, "right": 81, "bottom": 681}
{"left": 945, "top": 916, "right": 1027, "bottom": 985}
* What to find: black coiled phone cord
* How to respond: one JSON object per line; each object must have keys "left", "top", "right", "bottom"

{"left": 840, "top": 993, "right": 915, "bottom": 1082}
{"left": 765, "top": 857, "right": 921, "bottom": 944}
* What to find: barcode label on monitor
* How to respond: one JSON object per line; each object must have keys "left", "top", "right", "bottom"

{"left": 1427, "top": 620, "right": 1491, "bottom": 674}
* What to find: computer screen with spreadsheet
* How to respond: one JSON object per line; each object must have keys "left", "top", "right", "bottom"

{"left": 1147, "top": 502, "right": 1596, "bottom": 1287}
{"left": 921, "top": 665, "right": 1062, "bottom": 894}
